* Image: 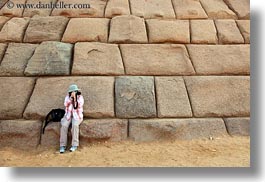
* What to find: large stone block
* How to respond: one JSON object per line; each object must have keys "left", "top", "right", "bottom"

{"left": 0, "top": 77, "right": 35, "bottom": 119}
{"left": 190, "top": 20, "right": 217, "bottom": 44}
{"left": 130, "top": 0, "right": 175, "bottom": 19}
{"left": 186, "top": 45, "right": 250, "bottom": 75}
{"left": 236, "top": 20, "right": 250, "bottom": 44}
{"left": 200, "top": 0, "right": 237, "bottom": 19}
{"left": 172, "top": 0, "right": 208, "bottom": 19}
{"left": 23, "top": 16, "right": 69, "bottom": 43}
{"left": 51, "top": 0, "right": 107, "bottom": 17}
{"left": 120, "top": 44, "right": 195, "bottom": 75}
{"left": 184, "top": 76, "right": 250, "bottom": 117}
{"left": 40, "top": 122, "right": 61, "bottom": 147}
{"left": 155, "top": 77, "right": 192, "bottom": 117}
{"left": 0, "top": 17, "right": 29, "bottom": 42}
{"left": 115, "top": 76, "right": 156, "bottom": 118}
{"left": 80, "top": 119, "right": 128, "bottom": 142}
{"left": 0, "top": 43, "right": 7, "bottom": 62}
{"left": 23, "top": 76, "right": 115, "bottom": 119}
{"left": 0, "top": 0, "right": 26, "bottom": 17}
{"left": 146, "top": 19, "right": 190, "bottom": 43}
{"left": 129, "top": 118, "right": 227, "bottom": 141}
{"left": 224, "top": 0, "right": 250, "bottom": 19}
{"left": 62, "top": 18, "right": 109, "bottom": 43}
{"left": 0, "top": 43, "right": 38, "bottom": 76}
{"left": 72, "top": 42, "right": 124, "bottom": 75}
{"left": 0, "top": 120, "right": 42, "bottom": 149}
{"left": 105, "top": 0, "right": 130, "bottom": 18}
{"left": 108, "top": 15, "right": 148, "bottom": 43}
{"left": 0, "top": 16, "right": 10, "bottom": 30}
{"left": 24, "top": 41, "right": 73, "bottom": 76}
{"left": 224, "top": 117, "right": 250, "bottom": 136}
{"left": 215, "top": 20, "right": 244, "bottom": 44}
{"left": 23, "top": 0, "right": 57, "bottom": 17}
{"left": 0, "top": 0, "right": 8, "bottom": 9}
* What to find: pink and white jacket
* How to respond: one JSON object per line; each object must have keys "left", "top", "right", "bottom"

{"left": 64, "top": 95, "right": 84, "bottom": 121}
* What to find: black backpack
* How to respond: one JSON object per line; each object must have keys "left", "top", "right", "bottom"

{"left": 42, "top": 108, "right": 65, "bottom": 134}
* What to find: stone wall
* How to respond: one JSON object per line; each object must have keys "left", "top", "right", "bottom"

{"left": 0, "top": 0, "right": 250, "bottom": 148}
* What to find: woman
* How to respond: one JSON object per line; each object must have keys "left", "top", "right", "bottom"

{"left": 59, "top": 84, "right": 84, "bottom": 153}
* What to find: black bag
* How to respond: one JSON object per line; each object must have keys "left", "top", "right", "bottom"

{"left": 42, "top": 108, "right": 65, "bottom": 134}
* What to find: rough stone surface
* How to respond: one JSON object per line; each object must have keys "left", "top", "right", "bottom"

{"left": 24, "top": 41, "right": 73, "bottom": 76}
{"left": 186, "top": 45, "right": 250, "bottom": 75}
{"left": 130, "top": 0, "right": 175, "bottom": 19}
{"left": 215, "top": 20, "right": 244, "bottom": 44}
{"left": 224, "top": 0, "right": 250, "bottom": 19}
{"left": 0, "top": 16, "right": 10, "bottom": 30}
{"left": 40, "top": 122, "right": 61, "bottom": 147}
{"left": 236, "top": 20, "right": 250, "bottom": 44}
{"left": 115, "top": 76, "right": 156, "bottom": 118}
{"left": 0, "top": 17, "right": 29, "bottom": 42}
{"left": 23, "top": 0, "right": 57, "bottom": 17}
{"left": 23, "top": 76, "right": 115, "bottom": 119}
{"left": 0, "top": 120, "right": 42, "bottom": 149}
{"left": 0, "top": 0, "right": 26, "bottom": 17}
{"left": 109, "top": 15, "right": 148, "bottom": 43}
{"left": 0, "top": 77, "right": 35, "bottom": 119}
{"left": 200, "top": 0, "right": 237, "bottom": 19}
{"left": 120, "top": 44, "right": 195, "bottom": 75}
{"left": 172, "top": 0, "right": 208, "bottom": 19}
{"left": 129, "top": 118, "right": 227, "bottom": 141}
{"left": 0, "top": 43, "right": 38, "bottom": 76}
{"left": 23, "top": 16, "right": 69, "bottom": 43}
{"left": 191, "top": 20, "right": 217, "bottom": 44}
{"left": 0, "top": 0, "right": 8, "bottom": 9}
{"left": 155, "top": 77, "right": 192, "bottom": 117}
{"left": 0, "top": 43, "right": 7, "bottom": 62}
{"left": 72, "top": 42, "right": 124, "bottom": 75}
{"left": 184, "top": 76, "right": 250, "bottom": 117}
{"left": 51, "top": 0, "right": 107, "bottom": 17}
{"left": 146, "top": 19, "right": 190, "bottom": 43}
{"left": 80, "top": 119, "right": 128, "bottom": 142}
{"left": 105, "top": 0, "right": 130, "bottom": 18}
{"left": 62, "top": 18, "right": 109, "bottom": 43}
{"left": 224, "top": 117, "right": 250, "bottom": 136}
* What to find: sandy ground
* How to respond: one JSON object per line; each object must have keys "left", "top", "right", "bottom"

{"left": 0, "top": 136, "right": 250, "bottom": 167}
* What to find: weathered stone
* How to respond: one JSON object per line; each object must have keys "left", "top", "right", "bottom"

{"left": 72, "top": 42, "right": 124, "bottom": 75}
{"left": 215, "top": 20, "right": 244, "bottom": 44}
{"left": 224, "top": 117, "right": 250, "bottom": 136}
{"left": 23, "top": 0, "right": 57, "bottom": 17}
{"left": 129, "top": 118, "right": 227, "bottom": 141}
{"left": 224, "top": 0, "right": 250, "bottom": 19}
{"left": 120, "top": 44, "right": 195, "bottom": 75}
{"left": 200, "top": 0, "right": 237, "bottom": 19}
{"left": 24, "top": 41, "right": 73, "bottom": 76}
{"left": 115, "top": 76, "right": 156, "bottom": 118}
{"left": 0, "top": 0, "right": 8, "bottom": 9}
{"left": 184, "top": 76, "right": 250, "bottom": 117}
{"left": 23, "top": 76, "right": 115, "bottom": 119}
{"left": 130, "top": 0, "right": 175, "bottom": 19}
{"left": 51, "top": 0, "right": 107, "bottom": 18}
{"left": 0, "top": 77, "right": 35, "bottom": 119}
{"left": 23, "top": 16, "right": 69, "bottom": 43}
{"left": 0, "top": 0, "right": 26, "bottom": 17}
{"left": 109, "top": 15, "right": 147, "bottom": 43}
{"left": 155, "top": 77, "right": 192, "bottom": 117}
{"left": 0, "top": 43, "right": 7, "bottom": 62}
{"left": 105, "top": 0, "right": 130, "bottom": 18}
{"left": 80, "top": 119, "right": 128, "bottom": 142}
{"left": 0, "top": 16, "right": 10, "bottom": 30}
{"left": 236, "top": 20, "right": 250, "bottom": 44}
{"left": 0, "top": 43, "right": 38, "bottom": 76}
{"left": 186, "top": 45, "right": 250, "bottom": 74}
{"left": 62, "top": 18, "right": 109, "bottom": 43}
{"left": 191, "top": 20, "right": 217, "bottom": 44}
{"left": 40, "top": 122, "right": 61, "bottom": 147}
{"left": 146, "top": 19, "right": 190, "bottom": 43}
{"left": 0, "top": 17, "right": 29, "bottom": 42}
{"left": 172, "top": 0, "right": 208, "bottom": 19}
{"left": 0, "top": 120, "right": 42, "bottom": 149}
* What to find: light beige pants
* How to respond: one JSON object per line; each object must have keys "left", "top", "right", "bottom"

{"left": 60, "top": 116, "right": 83, "bottom": 147}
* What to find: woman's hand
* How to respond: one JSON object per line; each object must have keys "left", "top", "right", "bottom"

{"left": 71, "top": 92, "right": 76, "bottom": 101}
